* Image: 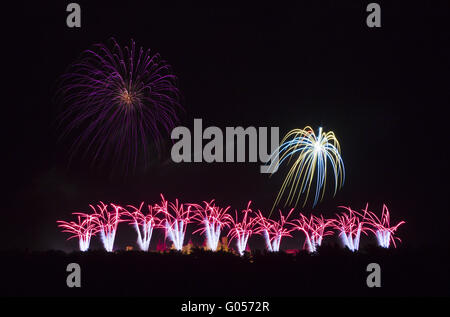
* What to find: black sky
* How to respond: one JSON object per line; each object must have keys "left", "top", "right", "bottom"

{"left": 1, "top": 1, "right": 449, "bottom": 251}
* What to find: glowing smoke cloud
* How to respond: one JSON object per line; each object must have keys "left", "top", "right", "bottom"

{"left": 228, "top": 202, "right": 258, "bottom": 256}
{"left": 191, "top": 201, "right": 232, "bottom": 251}
{"left": 268, "top": 126, "right": 345, "bottom": 213}
{"left": 124, "top": 202, "right": 163, "bottom": 251}
{"left": 91, "top": 202, "right": 123, "bottom": 252}
{"left": 254, "top": 209, "right": 294, "bottom": 252}
{"left": 57, "top": 214, "right": 99, "bottom": 251}
{"left": 56, "top": 38, "right": 182, "bottom": 173}
{"left": 156, "top": 195, "right": 191, "bottom": 251}
{"left": 364, "top": 204, "right": 405, "bottom": 248}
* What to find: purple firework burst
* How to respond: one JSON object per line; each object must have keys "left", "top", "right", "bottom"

{"left": 56, "top": 38, "right": 182, "bottom": 173}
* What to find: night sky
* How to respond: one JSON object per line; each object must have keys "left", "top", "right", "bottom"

{"left": 2, "top": 1, "right": 449, "bottom": 253}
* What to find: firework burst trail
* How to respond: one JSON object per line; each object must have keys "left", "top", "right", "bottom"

{"left": 57, "top": 213, "right": 99, "bottom": 251}
{"left": 364, "top": 204, "right": 405, "bottom": 248}
{"left": 124, "top": 202, "right": 163, "bottom": 251}
{"left": 190, "top": 201, "right": 232, "bottom": 251}
{"left": 332, "top": 206, "right": 371, "bottom": 252}
{"left": 254, "top": 209, "right": 294, "bottom": 252}
{"left": 291, "top": 214, "right": 334, "bottom": 253}
{"left": 228, "top": 202, "right": 258, "bottom": 256}
{"left": 91, "top": 202, "right": 123, "bottom": 252}
{"left": 156, "top": 194, "right": 191, "bottom": 251}
{"left": 266, "top": 126, "right": 345, "bottom": 214}
{"left": 308, "top": 214, "right": 334, "bottom": 250}
{"left": 56, "top": 38, "right": 182, "bottom": 173}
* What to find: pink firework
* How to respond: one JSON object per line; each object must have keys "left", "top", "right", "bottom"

{"left": 228, "top": 202, "right": 258, "bottom": 256}
{"left": 90, "top": 202, "right": 123, "bottom": 252}
{"left": 364, "top": 204, "right": 405, "bottom": 248}
{"left": 57, "top": 213, "right": 99, "bottom": 251}
{"left": 190, "top": 200, "right": 232, "bottom": 251}
{"left": 254, "top": 209, "right": 294, "bottom": 252}
{"left": 155, "top": 194, "right": 192, "bottom": 251}
{"left": 291, "top": 214, "right": 334, "bottom": 253}
{"left": 124, "top": 202, "right": 163, "bottom": 251}
{"left": 332, "top": 206, "right": 371, "bottom": 252}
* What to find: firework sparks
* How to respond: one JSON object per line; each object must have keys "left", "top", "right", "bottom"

{"left": 124, "top": 202, "right": 163, "bottom": 251}
{"left": 254, "top": 209, "right": 294, "bottom": 252}
{"left": 56, "top": 38, "right": 182, "bottom": 173}
{"left": 57, "top": 213, "right": 99, "bottom": 251}
{"left": 268, "top": 126, "right": 345, "bottom": 212}
{"left": 228, "top": 202, "right": 258, "bottom": 256}
{"left": 291, "top": 213, "right": 333, "bottom": 253}
{"left": 190, "top": 200, "right": 232, "bottom": 251}
{"left": 332, "top": 206, "right": 371, "bottom": 252}
{"left": 156, "top": 195, "right": 192, "bottom": 251}
{"left": 90, "top": 202, "right": 123, "bottom": 252}
{"left": 364, "top": 204, "right": 405, "bottom": 248}
{"left": 57, "top": 197, "right": 405, "bottom": 254}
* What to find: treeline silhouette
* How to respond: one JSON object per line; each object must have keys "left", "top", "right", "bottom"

{"left": 0, "top": 245, "right": 448, "bottom": 296}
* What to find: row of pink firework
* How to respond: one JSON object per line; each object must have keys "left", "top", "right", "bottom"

{"left": 57, "top": 194, "right": 405, "bottom": 254}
